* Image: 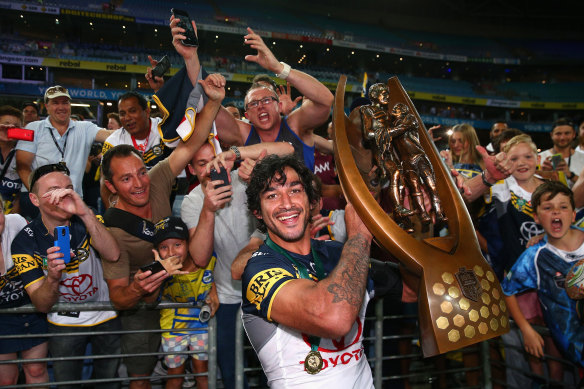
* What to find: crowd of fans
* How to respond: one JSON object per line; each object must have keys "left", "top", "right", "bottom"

{"left": 2, "top": 13, "right": 584, "bottom": 389}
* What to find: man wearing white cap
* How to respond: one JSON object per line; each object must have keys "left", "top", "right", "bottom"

{"left": 15, "top": 85, "right": 113, "bottom": 204}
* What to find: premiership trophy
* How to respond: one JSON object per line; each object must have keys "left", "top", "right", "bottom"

{"left": 333, "top": 76, "right": 509, "bottom": 357}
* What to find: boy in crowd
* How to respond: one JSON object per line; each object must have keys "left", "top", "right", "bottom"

{"left": 503, "top": 181, "right": 584, "bottom": 384}
{"left": 154, "top": 216, "right": 218, "bottom": 389}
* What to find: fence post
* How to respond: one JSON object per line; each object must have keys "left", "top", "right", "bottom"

{"left": 374, "top": 298, "right": 384, "bottom": 388}
{"left": 235, "top": 307, "right": 244, "bottom": 389}
{"left": 208, "top": 316, "right": 217, "bottom": 389}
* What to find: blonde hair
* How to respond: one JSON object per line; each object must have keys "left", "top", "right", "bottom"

{"left": 503, "top": 134, "right": 538, "bottom": 155}
{"left": 450, "top": 123, "right": 483, "bottom": 166}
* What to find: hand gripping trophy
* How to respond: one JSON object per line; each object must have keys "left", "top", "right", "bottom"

{"left": 335, "top": 77, "right": 508, "bottom": 356}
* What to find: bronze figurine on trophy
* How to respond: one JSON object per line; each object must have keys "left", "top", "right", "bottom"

{"left": 334, "top": 76, "right": 509, "bottom": 357}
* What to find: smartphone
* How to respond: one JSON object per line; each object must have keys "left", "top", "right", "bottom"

{"left": 54, "top": 226, "right": 71, "bottom": 264}
{"left": 210, "top": 166, "right": 230, "bottom": 188}
{"left": 551, "top": 153, "right": 563, "bottom": 170}
{"left": 151, "top": 55, "right": 170, "bottom": 78}
{"left": 171, "top": 8, "right": 199, "bottom": 47}
{"left": 140, "top": 261, "right": 165, "bottom": 274}
{"left": 7, "top": 127, "right": 34, "bottom": 141}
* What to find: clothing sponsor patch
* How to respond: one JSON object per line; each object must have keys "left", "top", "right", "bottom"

{"left": 60, "top": 274, "right": 99, "bottom": 302}
{"left": 246, "top": 268, "right": 292, "bottom": 311}
{"left": 13, "top": 254, "right": 36, "bottom": 274}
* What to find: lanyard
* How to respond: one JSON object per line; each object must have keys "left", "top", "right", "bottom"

{"left": 131, "top": 132, "right": 150, "bottom": 153}
{"left": 265, "top": 234, "right": 325, "bottom": 352}
{"left": 49, "top": 128, "right": 68, "bottom": 162}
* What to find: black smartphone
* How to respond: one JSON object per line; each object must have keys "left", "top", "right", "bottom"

{"left": 140, "top": 261, "right": 165, "bottom": 274}
{"left": 210, "top": 166, "right": 230, "bottom": 188}
{"left": 551, "top": 153, "right": 563, "bottom": 170}
{"left": 151, "top": 55, "right": 170, "bottom": 78}
{"left": 171, "top": 8, "right": 199, "bottom": 47}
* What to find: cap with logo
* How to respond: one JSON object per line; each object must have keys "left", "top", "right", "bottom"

{"left": 44, "top": 85, "right": 71, "bottom": 103}
{"left": 153, "top": 216, "right": 189, "bottom": 247}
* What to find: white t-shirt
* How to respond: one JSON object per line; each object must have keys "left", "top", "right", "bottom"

{"left": 180, "top": 170, "right": 255, "bottom": 304}
{"left": 539, "top": 149, "right": 584, "bottom": 187}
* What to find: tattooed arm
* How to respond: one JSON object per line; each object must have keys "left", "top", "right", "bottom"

{"left": 269, "top": 203, "right": 373, "bottom": 338}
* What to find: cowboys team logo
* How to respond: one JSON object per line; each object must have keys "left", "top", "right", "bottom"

{"left": 152, "top": 145, "right": 163, "bottom": 156}
{"left": 455, "top": 267, "right": 482, "bottom": 302}
{"left": 74, "top": 247, "right": 89, "bottom": 263}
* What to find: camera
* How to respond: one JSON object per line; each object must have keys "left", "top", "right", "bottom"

{"left": 90, "top": 143, "right": 103, "bottom": 157}
{"left": 199, "top": 304, "right": 211, "bottom": 323}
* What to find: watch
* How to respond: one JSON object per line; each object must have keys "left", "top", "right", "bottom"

{"left": 229, "top": 145, "right": 241, "bottom": 160}
{"left": 481, "top": 170, "right": 494, "bottom": 187}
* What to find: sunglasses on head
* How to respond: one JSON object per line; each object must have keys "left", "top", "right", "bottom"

{"left": 29, "top": 163, "right": 70, "bottom": 190}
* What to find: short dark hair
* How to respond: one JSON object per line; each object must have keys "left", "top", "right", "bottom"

{"left": 0, "top": 105, "right": 23, "bottom": 123}
{"left": 101, "top": 144, "right": 143, "bottom": 182}
{"left": 552, "top": 117, "right": 574, "bottom": 132}
{"left": 29, "top": 162, "right": 70, "bottom": 194}
{"left": 22, "top": 102, "right": 39, "bottom": 114}
{"left": 118, "top": 91, "right": 148, "bottom": 111}
{"left": 246, "top": 155, "right": 319, "bottom": 232}
{"left": 493, "top": 128, "right": 523, "bottom": 154}
{"left": 532, "top": 180, "right": 575, "bottom": 212}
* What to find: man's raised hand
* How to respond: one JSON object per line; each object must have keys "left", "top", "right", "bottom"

{"left": 244, "top": 27, "right": 281, "bottom": 74}
{"left": 199, "top": 73, "right": 226, "bottom": 102}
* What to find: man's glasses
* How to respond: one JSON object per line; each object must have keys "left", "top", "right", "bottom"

{"left": 245, "top": 96, "right": 278, "bottom": 111}
{"left": 29, "top": 163, "right": 70, "bottom": 190}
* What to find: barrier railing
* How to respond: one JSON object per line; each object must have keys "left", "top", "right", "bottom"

{"left": 1, "top": 299, "right": 581, "bottom": 388}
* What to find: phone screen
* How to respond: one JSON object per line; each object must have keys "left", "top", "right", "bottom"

{"left": 171, "top": 8, "right": 199, "bottom": 47}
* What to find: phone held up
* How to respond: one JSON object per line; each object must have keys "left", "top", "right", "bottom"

{"left": 551, "top": 153, "right": 564, "bottom": 170}
{"left": 210, "top": 166, "right": 230, "bottom": 189}
{"left": 171, "top": 8, "right": 199, "bottom": 47}
{"left": 54, "top": 226, "right": 71, "bottom": 264}
{"left": 151, "top": 55, "right": 170, "bottom": 78}
{"left": 7, "top": 128, "right": 34, "bottom": 142}
{"left": 140, "top": 261, "right": 165, "bottom": 275}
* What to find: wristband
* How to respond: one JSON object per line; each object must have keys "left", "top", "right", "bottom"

{"left": 275, "top": 62, "right": 291, "bottom": 80}
{"left": 481, "top": 170, "right": 494, "bottom": 187}
{"left": 569, "top": 171, "right": 575, "bottom": 180}
{"left": 230, "top": 145, "right": 241, "bottom": 160}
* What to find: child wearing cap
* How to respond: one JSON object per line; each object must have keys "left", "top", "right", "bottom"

{"left": 153, "top": 216, "right": 218, "bottom": 389}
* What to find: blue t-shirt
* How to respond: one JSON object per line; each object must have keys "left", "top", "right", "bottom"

{"left": 502, "top": 229, "right": 584, "bottom": 367}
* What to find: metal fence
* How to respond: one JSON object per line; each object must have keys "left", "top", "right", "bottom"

{"left": 0, "top": 299, "right": 581, "bottom": 388}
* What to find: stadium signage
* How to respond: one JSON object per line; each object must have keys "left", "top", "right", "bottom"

{"left": 0, "top": 1, "right": 59, "bottom": 14}
{"left": 60, "top": 8, "right": 135, "bottom": 22}
{"left": 0, "top": 54, "right": 43, "bottom": 66}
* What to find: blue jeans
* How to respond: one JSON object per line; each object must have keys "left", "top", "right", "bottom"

{"left": 49, "top": 317, "right": 121, "bottom": 389}
{"left": 216, "top": 303, "right": 248, "bottom": 389}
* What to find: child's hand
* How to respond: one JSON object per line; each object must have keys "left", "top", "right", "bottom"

{"left": 526, "top": 233, "right": 545, "bottom": 248}
{"left": 152, "top": 250, "right": 188, "bottom": 276}
{"left": 521, "top": 324, "right": 545, "bottom": 358}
